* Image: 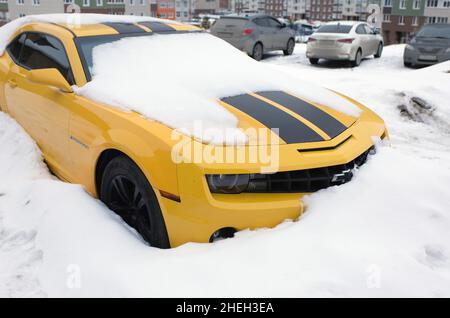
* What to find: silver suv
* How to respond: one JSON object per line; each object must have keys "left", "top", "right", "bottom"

{"left": 210, "top": 15, "right": 296, "bottom": 61}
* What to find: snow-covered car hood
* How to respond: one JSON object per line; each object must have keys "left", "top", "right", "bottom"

{"left": 74, "top": 32, "right": 362, "bottom": 145}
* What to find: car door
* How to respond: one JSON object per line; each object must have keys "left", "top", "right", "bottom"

{"left": 355, "top": 24, "right": 369, "bottom": 56}
{"left": 266, "top": 17, "right": 286, "bottom": 49}
{"left": 364, "top": 24, "right": 379, "bottom": 54}
{"left": 252, "top": 17, "right": 273, "bottom": 50}
{"left": 4, "top": 32, "right": 76, "bottom": 179}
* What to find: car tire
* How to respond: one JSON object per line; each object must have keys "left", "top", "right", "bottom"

{"left": 374, "top": 43, "right": 383, "bottom": 58}
{"left": 252, "top": 42, "right": 263, "bottom": 61}
{"left": 309, "top": 58, "right": 319, "bottom": 65}
{"left": 100, "top": 155, "right": 170, "bottom": 249}
{"left": 352, "top": 49, "right": 362, "bottom": 67}
{"left": 283, "top": 38, "right": 295, "bottom": 56}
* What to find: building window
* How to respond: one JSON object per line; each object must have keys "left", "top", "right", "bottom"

{"left": 384, "top": 0, "right": 392, "bottom": 7}
{"left": 413, "top": 0, "right": 421, "bottom": 9}
{"left": 398, "top": 15, "right": 405, "bottom": 25}
{"left": 383, "top": 14, "right": 391, "bottom": 22}
{"left": 399, "top": 0, "right": 406, "bottom": 9}
{"left": 412, "top": 16, "right": 418, "bottom": 25}
{"left": 426, "top": 0, "right": 438, "bottom": 7}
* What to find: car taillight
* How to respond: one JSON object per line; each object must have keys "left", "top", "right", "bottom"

{"left": 243, "top": 28, "right": 254, "bottom": 36}
{"left": 308, "top": 37, "right": 317, "bottom": 42}
{"left": 337, "top": 38, "right": 355, "bottom": 44}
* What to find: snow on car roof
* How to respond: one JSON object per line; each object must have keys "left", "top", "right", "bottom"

{"left": 325, "top": 21, "right": 361, "bottom": 26}
{"left": 0, "top": 14, "right": 184, "bottom": 55}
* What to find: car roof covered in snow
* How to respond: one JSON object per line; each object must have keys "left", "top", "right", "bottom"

{"left": 39, "top": 20, "right": 200, "bottom": 37}
{"left": 0, "top": 14, "right": 201, "bottom": 51}
{"left": 324, "top": 20, "right": 362, "bottom": 26}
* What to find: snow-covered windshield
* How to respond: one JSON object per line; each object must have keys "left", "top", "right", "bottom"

{"left": 77, "top": 34, "right": 154, "bottom": 80}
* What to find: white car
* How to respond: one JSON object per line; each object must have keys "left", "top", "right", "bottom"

{"left": 306, "top": 21, "right": 384, "bottom": 67}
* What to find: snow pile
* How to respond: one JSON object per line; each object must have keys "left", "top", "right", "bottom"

{"left": 76, "top": 32, "right": 361, "bottom": 144}
{"left": 0, "top": 14, "right": 181, "bottom": 55}
{"left": 1, "top": 45, "right": 450, "bottom": 297}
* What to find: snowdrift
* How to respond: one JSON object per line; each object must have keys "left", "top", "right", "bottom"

{"left": 1, "top": 45, "right": 450, "bottom": 297}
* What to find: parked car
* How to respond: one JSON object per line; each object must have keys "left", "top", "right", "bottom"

{"left": 404, "top": 23, "right": 450, "bottom": 68}
{"left": 293, "top": 21, "right": 315, "bottom": 43}
{"left": 210, "top": 14, "right": 296, "bottom": 61}
{"left": 0, "top": 16, "right": 388, "bottom": 248}
{"left": 306, "top": 21, "right": 384, "bottom": 67}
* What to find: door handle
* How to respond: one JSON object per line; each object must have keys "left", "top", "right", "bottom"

{"left": 7, "top": 79, "right": 18, "bottom": 88}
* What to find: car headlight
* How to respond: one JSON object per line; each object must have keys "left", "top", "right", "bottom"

{"left": 446, "top": 47, "right": 450, "bottom": 54}
{"left": 405, "top": 44, "right": 415, "bottom": 51}
{"left": 206, "top": 174, "right": 250, "bottom": 194}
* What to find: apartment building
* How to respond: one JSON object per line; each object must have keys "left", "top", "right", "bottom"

{"left": 125, "top": 0, "right": 158, "bottom": 16}
{"left": 195, "top": 0, "right": 229, "bottom": 14}
{"left": 264, "top": 0, "right": 285, "bottom": 17}
{"left": 381, "top": 0, "right": 426, "bottom": 44}
{"left": 0, "top": 0, "right": 8, "bottom": 22}
{"left": 8, "top": 0, "right": 64, "bottom": 20}
{"left": 230, "top": 0, "right": 265, "bottom": 14}
{"left": 424, "top": 0, "right": 450, "bottom": 23}
{"left": 65, "top": 0, "right": 126, "bottom": 14}
{"left": 286, "top": 0, "right": 307, "bottom": 19}
{"left": 310, "top": 0, "right": 334, "bottom": 20}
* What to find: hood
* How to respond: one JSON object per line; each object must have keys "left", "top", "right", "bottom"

{"left": 220, "top": 90, "right": 358, "bottom": 146}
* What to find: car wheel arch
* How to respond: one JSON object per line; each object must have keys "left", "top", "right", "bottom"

{"left": 95, "top": 147, "right": 159, "bottom": 199}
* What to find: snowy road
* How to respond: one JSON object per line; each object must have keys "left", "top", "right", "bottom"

{"left": 1, "top": 44, "right": 450, "bottom": 297}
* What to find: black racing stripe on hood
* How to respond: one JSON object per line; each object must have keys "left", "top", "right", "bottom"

{"left": 257, "top": 91, "right": 348, "bottom": 139}
{"left": 102, "top": 22, "right": 147, "bottom": 34}
{"left": 222, "top": 94, "right": 324, "bottom": 144}
{"left": 138, "top": 21, "right": 177, "bottom": 33}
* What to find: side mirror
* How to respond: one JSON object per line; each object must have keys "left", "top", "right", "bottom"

{"left": 27, "top": 68, "right": 73, "bottom": 93}
{"left": 373, "top": 28, "right": 380, "bottom": 35}
{"left": 280, "top": 23, "right": 287, "bottom": 28}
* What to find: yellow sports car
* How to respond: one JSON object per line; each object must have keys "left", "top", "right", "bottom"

{"left": 0, "top": 15, "right": 388, "bottom": 248}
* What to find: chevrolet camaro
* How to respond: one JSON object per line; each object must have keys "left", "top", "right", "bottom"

{"left": 0, "top": 16, "right": 388, "bottom": 248}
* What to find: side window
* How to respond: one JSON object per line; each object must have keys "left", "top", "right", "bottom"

{"left": 7, "top": 33, "right": 26, "bottom": 62}
{"left": 253, "top": 18, "right": 267, "bottom": 27}
{"left": 267, "top": 18, "right": 282, "bottom": 28}
{"left": 356, "top": 25, "right": 367, "bottom": 34}
{"left": 364, "top": 25, "right": 374, "bottom": 34}
{"left": 19, "top": 33, "right": 74, "bottom": 85}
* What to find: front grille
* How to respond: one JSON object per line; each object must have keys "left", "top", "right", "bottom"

{"left": 245, "top": 147, "right": 374, "bottom": 193}
{"left": 417, "top": 47, "right": 443, "bottom": 54}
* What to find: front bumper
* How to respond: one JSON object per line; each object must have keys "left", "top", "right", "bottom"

{"left": 158, "top": 105, "right": 387, "bottom": 247}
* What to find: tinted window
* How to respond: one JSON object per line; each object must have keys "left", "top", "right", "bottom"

{"left": 20, "top": 33, "right": 74, "bottom": 85}
{"left": 356, "top": 25, "right": 367, "bottom": 34}
{"left": 253, "top": 18, "right": 268, "bottom": 27}
{"left": 267, "top": 18, "right": 282, "bottom": 28}
{"left": 416, "top": 25, "right": 450, "bottom": 39}
{"left": 364, "top": 25, "right": 374, "bottom": 34}
{"left": 7, "top": 34, "right": 26, "bottom": 62}
{"left": 316, "top": 24, "right": 353, "bottom": 34}
{"left": 213, "top": 18, "right": 248, "bottom": 28}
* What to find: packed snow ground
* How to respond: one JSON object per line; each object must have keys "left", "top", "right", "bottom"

{"left": 1, "top": 44, "right": 450, "bottom": 297}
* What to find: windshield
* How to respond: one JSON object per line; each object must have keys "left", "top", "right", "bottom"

{"left": 76, "top": 33, "right": 155, "bottom": 80}
{"left": 416, "top": 25, "right": 450, "bottom": 39}
{"left": 316, "top": 24, "right": 352, "bottom": 34}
